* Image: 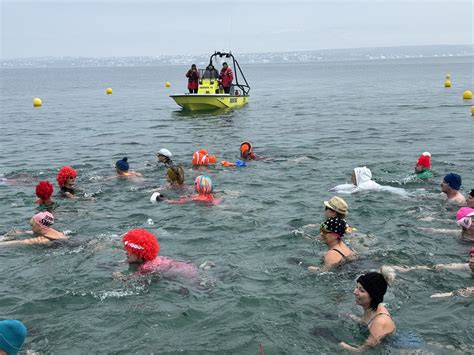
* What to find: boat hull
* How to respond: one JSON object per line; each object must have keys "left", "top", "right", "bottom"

{"left": 170, "top": 94, "right": 249, "bottom": 111}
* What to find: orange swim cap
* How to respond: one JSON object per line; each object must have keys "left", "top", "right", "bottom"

{"left": 240, "top": 142, "right": 252, "bottom": 155}
{"left": 208, "top": 155, "right": 217, "bottom": 164}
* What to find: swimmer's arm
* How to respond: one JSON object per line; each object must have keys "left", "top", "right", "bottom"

{"left": 391, "top": 265, "right": 432, "bottom": 272}
{"left": 418, "top": 227, "right": 459, "bottom": 235}
{"left": 302, "top": 224, "right": 319, "bottom": 229}
{"left": 0, "top": 237, "right": 52, "bottom": 246}
{"left": 165, "top": 198, "right": 193, "bottom": 204}
{"left": 392, "top": 263, "right": 469, "bottom": 272}
{"left": 431, "top": 287, "right": 474, "bottom": 298}
{"left": 63, "top": 192, "right": 77, "bottom": 199}
{"left": 339, "top": 317, "right": 390, "bottom": 352}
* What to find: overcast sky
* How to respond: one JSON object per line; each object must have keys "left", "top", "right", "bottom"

{"left": 1, "top": 0, "right": 472, "bottom": 59}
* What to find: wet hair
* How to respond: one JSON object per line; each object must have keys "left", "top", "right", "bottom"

{"left": 470, "top": 189, "right": 474, "bottom": 198}
{"left": 357, "top": 266, "right": 395, "bottom": 310}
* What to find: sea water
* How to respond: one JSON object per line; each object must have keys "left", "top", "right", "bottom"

{"left": 1, "top": 57, "right": 473, "bottom": 353}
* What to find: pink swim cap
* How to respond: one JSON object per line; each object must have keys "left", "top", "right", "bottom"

{"left": 33, "top": 211, "right": 54, "bottom": 227}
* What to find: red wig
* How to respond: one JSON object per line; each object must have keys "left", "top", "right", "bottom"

{"left": 56, "top": 166, "right": 77, "bottom": 187}
{"left": 35, "top": 181, "right": 54, "bottom": 203}
{"left": 122, "top": 229, "right": 160, "bottom": 261}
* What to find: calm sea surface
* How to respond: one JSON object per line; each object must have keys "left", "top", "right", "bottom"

{"left": 1, "top": 57, "right": 473, "bottom": 354}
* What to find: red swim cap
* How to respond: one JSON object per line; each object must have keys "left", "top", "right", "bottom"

{"left": 56, "top": 166, "right": 77, "bottom": 187}
{"left": 416, "top": 152, "right": 431, "bottom": 169}
{"left": 122, "top": 229, "right": 160, "bottom": 262}
{"left": 35, "top": 181, "right": 54, "bottom": 202}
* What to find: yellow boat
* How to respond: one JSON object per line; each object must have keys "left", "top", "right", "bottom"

{"left": 170, "top": 52, "right": 250, "bottom": 111}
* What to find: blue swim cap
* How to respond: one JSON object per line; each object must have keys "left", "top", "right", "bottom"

{"left": 443, "top": 173, "right": 462, "bottom": 191}
{"left": 234, "top": 160, "right": 247, "bottom": 167}
{"left": 116, "top": 157, "right": 129, "bottom": 172}
{"left": 0, "top": 320, "right": 28, "bottom": 355}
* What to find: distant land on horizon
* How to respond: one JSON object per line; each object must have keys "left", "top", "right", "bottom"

{"left": 1, "top": 44, "right": 472, "bottom": 68}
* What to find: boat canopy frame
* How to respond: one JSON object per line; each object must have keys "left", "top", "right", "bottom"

{"left": 210, "top": 51, "right": 251, "bottom": 96}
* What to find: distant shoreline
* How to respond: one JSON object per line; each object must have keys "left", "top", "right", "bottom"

{"left": 2, "top": 44, "right": 472, "bottom": 69}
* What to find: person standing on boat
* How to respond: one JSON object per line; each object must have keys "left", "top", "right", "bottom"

{"left": 202, "top": 63, "right": 219, "bottom": 80}
{"left": 218, "top": 62, "right": 234, "bottom": 94}
{"left": 186, "top": 64, "right": 200, "bottom": 94}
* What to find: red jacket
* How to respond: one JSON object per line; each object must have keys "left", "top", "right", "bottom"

{"left": 219, "top": 67, "right": 234, "bottom": 88}
{"left": 186, "top": 69, "right": 200, "bottom": 90}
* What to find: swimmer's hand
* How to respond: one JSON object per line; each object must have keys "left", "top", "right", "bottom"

{"left": 339, "top": 342, "right": 358, "bottom": 351}
{"left": 307, "top": 266, "right": 320, "bottom": 273}
{"left": 112, "top": 271, "right": 128, "bottom": 282}
{"left": 430, "top": 292, "right": 453, "bottom": 298}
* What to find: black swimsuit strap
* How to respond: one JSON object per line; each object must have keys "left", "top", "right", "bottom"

{"left": 330, "top": 248, "right": 346, "bottom": 259}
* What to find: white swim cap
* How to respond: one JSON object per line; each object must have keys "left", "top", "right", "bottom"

{"left": 150, "top": 192, "right": 162, "bottom": 203}
{"left": 157, "top": 148, "right": 172, "bottom": 158}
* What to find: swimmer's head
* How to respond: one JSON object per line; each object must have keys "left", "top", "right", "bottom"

{"left": 456, "top": 207, "right": 474, "bottom": 229}
{"left": 442, "top": 173, "right": 462, "bottom": 192}
{"left": 320, "top": 217, "right": 347, "bottom": 240}
{"left": 0, "top": 320, "right": 28, "bottom": 355}
{"left": 356, "top": 266, "right": 395, "bottom": 310}
{"left": 240, "top": 142, "right": 252, "bottom": 158}
{"left": 57, "top": 166, "right": 77, "bottom": 188}
{"left": 115, "top": 157, "right": 129, "bottom": 173}
{"left": 324, "top": 196, "right": 348, "bottom": 218}
{"left": 35, "top": 181, "right": 54, "bottom": 203}
{"left": 31, "top": 211, "right": 54, "bottom": 230}
{"left": 194, "top": 175, "right": 213, "bottom": 195}
{"left": 467, "top": 189, "right": 474, "bottom": 208}
{"left": 156, "top": 148, "right": 172, "bottom": 162}
{"left": 416, "top": 152, "right": 431, "bottom": 169}
{"left": 122, "top": 229, "right": 160, "bottom": 263}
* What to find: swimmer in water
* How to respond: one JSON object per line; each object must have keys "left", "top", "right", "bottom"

{"left": 156, "top": 148, "right": 185, "bottom": 186}
{"left": 440, "top": 173, "right": 466, "bottom": 206}
{"left": 192, "top": 149, "right": 217, "bottom": 166}
{"left": 466, "top": 189, "right": 474, "bottom": 208}
{"left": 307, "top": 216, "right": 354, "bottom": 272}
{"left": 57, "top": 166, "right": 77, "bottom": 199}
{"left": 166, "top": 175, "right": 221, "bottom": 205}
{"left": 115, "top": 157, "right": 143, "bottom": 178}
{"left": 114, "top": 228, "right": 198, "bottom": 280}
{"left": 429, "top": 248, "right": 474, "bottom": 298}
{"left": 414, "top": 152, "right": 432, "bottom": 179}
{"left": 239, "top": 141, "right": 268, "bottom": 161}
{"left": 393, "top": 246, "right": 474, "bottom": 274}
{"left": 303, "top": 196, "right": 353, "bottom": 235}
{"left": 331, "top": 167, "right": 407, "bottom": 196}
{"left": 35, "top": 181, "right": 55, "bottom": 211}
{"left": 339, "top": 266, "right": 396, "bottom": 352}
{"left": 0, "top": 211, "right": 68, "bottom": 246}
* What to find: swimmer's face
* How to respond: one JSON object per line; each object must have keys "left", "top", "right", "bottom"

{"left": 324, "top": 207, "right": 337, "bottom": 219}
{"left": 157, "top": 154, "right": 167, "bottom": 163}
{"left": 126, "top": 252, "right": 142, "bottom": 264}
{"left": 467, "top": 194, "right": 474, "bottom": 208}
{"left": 354, "top": 282, "right": 371, "bottom": 307}
{"left": 415, "top": 165, "right": 423, "bottom": 173}
{"left": 66, "top": 176, "right": 76, "bottom": 187}
{"left": 440, "top": 180, "right": 450, "bottom": 193}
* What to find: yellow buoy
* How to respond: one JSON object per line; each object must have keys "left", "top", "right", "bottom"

{"left": 471, "top": 106, "right": 474, "bottom": 116}
{"left": 444, "top": 80, "right": 451, "bottom": 88}
{"left": 32, "top": 97, "right": 42, "bottom": 107}
{"left": 463, "top": 90, "right": 473, "bottom": 99}
{"left": 165, "top": 82, "right": 171, "bottom": 88}
{"left": 106, "top": 87, "right": 113, "bottom": 95}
